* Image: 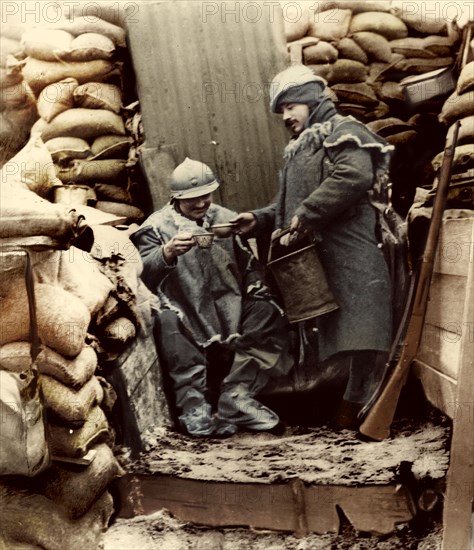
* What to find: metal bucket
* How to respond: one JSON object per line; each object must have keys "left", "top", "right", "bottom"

{"left": 53, "top": 184, "right": 96, "bottom": 206}
{"left": 267, "top": 230, "right": 339, "bottom": 324}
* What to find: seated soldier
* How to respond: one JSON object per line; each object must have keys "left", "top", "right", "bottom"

{"left": 130, "top": 157, "right": 292, "bottom": 437}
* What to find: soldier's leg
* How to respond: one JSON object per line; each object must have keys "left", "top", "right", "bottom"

{"left": 218, "top": 300, "right": 292, "bottom": 431}
{"left": 154, "top": 310, "right": 214, "bottom": 436}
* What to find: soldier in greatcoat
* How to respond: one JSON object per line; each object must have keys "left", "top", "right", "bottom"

{"left": 232, "top": 65, "right": 394, "bottom": 430}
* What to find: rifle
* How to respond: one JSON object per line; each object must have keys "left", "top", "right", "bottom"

{"left": 359, "top": 119, "right": 461, "bottom": 441}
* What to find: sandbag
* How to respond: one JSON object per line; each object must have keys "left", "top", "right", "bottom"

{"left": 45, "top": 136, "right": 91, "bottom": 162}
{"left": 0, "top": 282, "right": 91, "bottom": 357}
{"left": 0, "top": 248, "right": 58, "bottom": 279}
{"left": 0, "top": 484, "right": 113, "bottom": 550}
{"left": 40, "top": 108, "right": 125, "bottom": 141}
{"left": 385, "top": 130, "right": 418, "bottom": 145}
{"left": 327, "top": 59, "right": 368, "bottom": 84}
{"left": 0, "top": 37, "right": 22, "bottom": 67}
{"left": 307, "top": 9, "right": 352, "bottom": 41}
{"left": 281, "top": 2, "right": 310, "bottom": 42}
{"left": 0, "top": 189, "right": 85, "bottom": 241}
{"left": 349, "top": 12, "right": 408, "bottom": 39}
{"left": 352, "top": 31, "right": 393, "bottom": 63}
{"left": 303, "top": 41, "right": 338, "bottom": 64}
{"left": 55, "top": 158, "right": 128, "bottom": 184}
{"left": 423, "top": 35, "right": 456, "bottom": 56}
{"left": 23, "top": 57, "right": 115, "bottom": 94}
{"left": 94, "top": 183, "right": 134, "bottom": 204}
{"left": 40, "top": 374, "right": 103, "bottom": 425}
{"left": 431, "top": 143, "right": 474, "bottom": 172}
{"left": 378, "top": 81, "right": 405, "bottom": 103}
{"left": 391, "top": 1, "right": 447, "bottom": 34}
{"left": 336, "top": 37, "right": 368, "bottom": 64}
{"left": 0, "top": 80, "right": 35, "bottom": 109}
{"left": 446, "top": 116, "right": 474, "bottom": 146}
{"left": 0, "top": 343, "right": 98, "bottom": 389}
{"left": 457, "top": 61, "right": 474, "bottom": 95}
{"left": 95, "top": 201, "right": 145, "bottom": 222}
{"left": 0, "top": 368, "right": 50, "bottom": 476}
{"left": 90, "top": 134, "right": 132, "bottom": 159}
{"left": 58, "top": 246, "right": 115, "bottom": 315}
{"left": 389, "top": 37, "right": 436, "bottom": 59}
{"left": 0, "top": 64, "right": 23, "bottom": 89}
{"left": 331, "top": 82, "right": 378, "bottom": 106}
{"left": 73, "top": 82, "right": 122, "bottom": 113}
{"left": 1, "top": 133, "right": 61, "bottom": 198}
{"left": 2, "top": 101, "right": 38, "bottom": 136}
{"left": 37, "top": 77, "right": 78, "bottom": 123}
{"left": 66, "top": 33, "right": 115, "bottom": 62}
{"left": 327, "top": 0, "right": 391, "bottom": 12}
{"left": 47, "top": 16, "right": 127, "bottom": 47}
{"left": 367, "top": 117, "right": 414, "bottom": 138}
{"left": 369, "top": 54, "right": 407, "bottom": 83}
{"left": 102, "top": 316, "right": 137, "bottom": 348}
{"left": 47, "top": 405, "right": 112, "bottom": 458}
{"left": 21, "top": 28, "right": 73, "bottom": 60}
{"left": 306, "top": 63, "right": 333, "bottom": 81}
{"left": 43, "top": 443, "right": 124, "bottom": 520}
{"left": 0, "top": 23, "right": 29, "bottom": 40}
{"left": 403, "top": 57, "right": 454, "bottom": 75}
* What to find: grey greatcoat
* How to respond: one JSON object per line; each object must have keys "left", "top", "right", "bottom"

{"left": 254, "top": 113, "right": 394, "bottom": 362}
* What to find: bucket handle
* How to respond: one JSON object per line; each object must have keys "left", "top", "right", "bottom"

{"left": 268, "top": 227, "right": 308, "bottom": 263}
{"left": 268, "top": 227, "right": 290, "bottom": 264}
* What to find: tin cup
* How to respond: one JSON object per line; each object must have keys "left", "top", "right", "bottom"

{"left": 193, "top": 232, "right": 214, "bottom": 248}
{"left": 211, "top": 222, "right": 237, "bottom": 238}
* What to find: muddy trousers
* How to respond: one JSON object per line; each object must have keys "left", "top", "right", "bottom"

{"left": 154, "top": 300, "right": 292, "bottom": 415}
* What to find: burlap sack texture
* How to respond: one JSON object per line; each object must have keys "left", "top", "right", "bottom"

{"left": 2, "top": 12, "right": 146, "bottom": 224}
{"left": 0, "top": 115, "right": 153, "bottom": 549}
{"left": 283, "top": 1, "right": 461, "bottom": 144}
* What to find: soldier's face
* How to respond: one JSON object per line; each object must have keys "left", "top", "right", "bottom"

{"left": 281, "top": 103, "right": 310, "bottom": 136}
{"left": 178, "top": 193, "right": 213, "bottom": 221}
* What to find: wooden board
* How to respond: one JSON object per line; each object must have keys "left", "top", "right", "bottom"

{"left": 107, "top": 284, "right": 172, "bottom": 455}
{"left": 117, "top": 473, "right": 415, "bottom": 536}
{"left": 416, "top": 217, "right": 474, "bottom": 392}
{"left": 411, "top": 216, "right": 474, "bottom": 550}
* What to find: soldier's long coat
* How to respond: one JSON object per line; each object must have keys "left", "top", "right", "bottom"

{"left": 254, "top": 112, "right": 394, "bottom": 362}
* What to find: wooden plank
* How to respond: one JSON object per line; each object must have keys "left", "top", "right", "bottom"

{"left": 424, "top": 273, "right": 467, "bottom": 328}
{"left": 433, "top": 218, "right": 474, "bottom": 277}
{"left": 412, "top": 359, "right": 457, "bottom": 417}
{"left": 418, "top": 321, "right": 462, "bottom": 380}
{"left": 417, "top": 218, "right": 473, "bottom": 380}
{"left": 108, "top": 288, "right": 172, "bottom": 454}
{"left": 117, "top": 474, "right": 415, "bottom": 536}
{"left": 441, "top": 228, "right": 474, "bottom": 550}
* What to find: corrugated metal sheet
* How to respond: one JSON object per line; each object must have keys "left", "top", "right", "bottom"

{"left": 126, "top": 0, "right": 289, "bottom": 211}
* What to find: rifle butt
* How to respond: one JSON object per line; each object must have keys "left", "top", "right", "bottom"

{"left": 359, "top": 365, "right": 410, "bottom": 441}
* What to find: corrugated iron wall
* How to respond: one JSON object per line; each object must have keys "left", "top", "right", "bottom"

{"left": 126, "top": 0, "right": 289, "bottom": 212}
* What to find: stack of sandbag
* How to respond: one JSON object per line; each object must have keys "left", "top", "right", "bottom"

{"left": 0, "top": 137, "right": 122, "bottom": 549}
{"left": 0, "top": 26, "right": 37, "bottom": 166}
{"left": 282, "top": 0, "right": 461, "bottom": 137}
{"left": 433, "top": 55, "right": 474, "bottom": 210}
{"left": 20, "top": 18, "right": 145, "bottom": 225}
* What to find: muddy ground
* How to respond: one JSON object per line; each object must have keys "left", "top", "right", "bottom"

{"left": 103, "top": 508, "right": 443, "bottom": 549}
{"left": 103, "top": 401, "right": 450, "bottom": 550}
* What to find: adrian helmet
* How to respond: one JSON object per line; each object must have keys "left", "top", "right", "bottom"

{"left": 169, "top": 157, "right": 220, "bottom": 199}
